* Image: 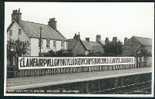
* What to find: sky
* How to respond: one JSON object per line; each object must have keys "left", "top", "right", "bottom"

{"left": 5, "top": 2, "right": 154, "bottom": 42}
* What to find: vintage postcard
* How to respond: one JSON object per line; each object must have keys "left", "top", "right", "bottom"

{"left": 4, "top": 2, "right": 154, "bottom": 97}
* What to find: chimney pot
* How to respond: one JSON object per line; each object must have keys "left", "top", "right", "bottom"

{"left": 11, "top": 8, "right": 22, "bottom": 23}
{"left": 124, "top": 37, "right": 128, "bottom": 45}
{"left": 85, "top": 37, "right": 90, "bottom": 42}
{"left": 96, "top": 34, "right": 101, "bottom": 42}
{"left": 73, "top": 33, "right": 80, "bottom": 40}
{"left": 112, "top": 37, "right": 117, "bottom": 41}
{"left": 105, "top": 37, "right": 109, "bottom": 44}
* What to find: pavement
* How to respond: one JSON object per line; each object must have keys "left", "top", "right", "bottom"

{"left": 6, "top": 67, "right": 152, "bottom": 90}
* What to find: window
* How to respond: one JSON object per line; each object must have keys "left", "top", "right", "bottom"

{"left": 53, "top": 40, "right": 56, "bottom": 48}
{"left": 61, "top": 41, "right": 64, "bottom": 48}
{"left": 9, "top": 30, "right": 12, "bottom": 36}
{"left": 18, "top": 29, "right": 22, "bottom": 35}
{"left": 46, "top": 39, "right": 50, "bottom": 48}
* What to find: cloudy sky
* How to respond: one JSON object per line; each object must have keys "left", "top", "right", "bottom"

{"left": 5, "top": 2, "right": 154, "bottom": 42}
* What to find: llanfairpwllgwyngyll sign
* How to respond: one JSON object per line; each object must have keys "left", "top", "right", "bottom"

{"left": 18, "top": 57, "right": 136, "bottom": 70}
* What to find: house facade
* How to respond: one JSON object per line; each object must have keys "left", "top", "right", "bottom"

{"left": 122, "top": 36, "right": 152, "bottom": 67}
{"left": 67, "top": 34, "right": 104, "bottom": 56}
{"left": 122, "top": 36, "right": 152, "bottom": 56}
{"left": 7, "top": 9, "right": 67, "bottom": 56}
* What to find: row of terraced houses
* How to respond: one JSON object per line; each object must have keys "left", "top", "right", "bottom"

{"left": 7, "top": 9, "right": 152, "bottom": 58}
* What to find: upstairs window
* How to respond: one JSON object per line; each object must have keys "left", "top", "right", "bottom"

{"left": 61, "top": 41, "right": 65, "bottom": 48}
{"left": 9, "top": 30, "right": 12, "bottom": 36}
{"left": 18, "top": 29, "right": 22, "bottom": 35}
{"left": 53, "top": 40, "right": 56, "bottom": 48}
{"left": 46, "top": 39, "right": 50, "bottom": 48}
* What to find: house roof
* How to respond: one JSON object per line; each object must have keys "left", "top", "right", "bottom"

{"left": 8, "top": 20, "right": 66, "bottom": 40}
{"left": 132, "top": 36, "right": 152, "bottom": 46}
{"left": 122, "top": 36, "right": 152, "bottom": 56}
{"left": 98, "top": 40, "right": 105, "bottom": 45}
{"left": 145, "top": 46, "right": 152, "bottom": 54}
{"left": 67, "top": 39, "right": 78, "bottom": 50}
{"left": 82, "top": 41, "right": 104, "bottom": 53}
{"left": 67, "top": 38, "right": 104, "bottom": 53}
{"left": 82, "top": 41, "right": 92, "bottom": 50}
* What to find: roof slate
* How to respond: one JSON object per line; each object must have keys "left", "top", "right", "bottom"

{"left": 18, "top": 20, "right": 66, "bottom": 40}
{"left": 82, "top": 41, "right": 104, "bottom": 53}
{"left": 145, "top": 46, "right": 152, "bottom": 53}
{"left": 98, "top": 40, "right": 105, "bottom": 45}
{"left": 67, "top": 39, "right": 78, "bottom": 50}
{"left": 132, "top": 36, "right": 152, "bottom": 46}
{"left": 67, "top": 38, "right": 104, "bottom": 53}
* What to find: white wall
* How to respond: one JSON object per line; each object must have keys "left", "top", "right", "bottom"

{"left": 49, "top": 40, "right": 67, "bottom": 52}
{"left": 42, "top": 39, "right": 63, "bottom": 52}
{"left": 56, "top": 40, "right": 61, "bottom": 51}
{"left": 63, "top": 41, "right": 67, "bottom": 50}
{"left": 7, "top": 21, "right": 31, "bottom": 56}
{"left": 41, "top": 39, "right": 47, "bottom": 52}
{"left": 30, "top": 38, "right": 39, "bottom": 56}
{"left": 7, "top": 21, "right": 67, "bottom": 56}
{"left": 30, "top": 38, "right": 67, "bottom": 56}
{"left": 7, "top": 22, "right": 29, "bottom": 41}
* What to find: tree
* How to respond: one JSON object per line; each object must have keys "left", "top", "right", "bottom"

{"left": 44, "top": 49, "right": 73, "bottom": 57}
{"left": 117, "top": 41, "right": 123, "bottom": 56}
{"left": 104, "top": 37, "right": 123, "bottom": 56}
{"left": 7, "top": 40, "right": 30, "bottom": 56}
{"left": 7, "top": 40, "right": 30, "bottom": 65}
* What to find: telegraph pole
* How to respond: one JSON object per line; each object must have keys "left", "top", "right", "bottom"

{"left": 39, "top": 26, "right": 42, "bottom": 56}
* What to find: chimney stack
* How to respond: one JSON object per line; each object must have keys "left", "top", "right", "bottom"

{"left": 85, "top": 37, "right": 90, "bottom": 42}
{"left": 112, "top": 37, "right": 117, "bottom": 42}
{"left": 11, "top": 8, "right": 22, "bottom": 23}
{"left": 96, "top": 34, "right": 101, "bottom": 42}
{"left": 105, "top": 37, "right": 109, "bottom": 44}
{"left": 73, "top": 33, "right": 80, "bottom": 40}
{"left": 124, "top": 37, "right": 128, "bottom": 45}
{"left": 48, "top": 18, "right": 57, "bottom": 30}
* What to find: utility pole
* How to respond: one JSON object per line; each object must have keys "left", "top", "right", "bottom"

{"left": 39, "top": 26, "right": 42, "bottom": 56}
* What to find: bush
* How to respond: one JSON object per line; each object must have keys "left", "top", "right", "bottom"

{"left": 43, "top": 49, "right": 73, "bottom": 57}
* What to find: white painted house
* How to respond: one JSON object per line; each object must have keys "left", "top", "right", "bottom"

{"left": 7, "top": 9, "right": 67, "bottom": 56}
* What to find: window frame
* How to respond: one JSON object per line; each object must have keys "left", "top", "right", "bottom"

{"left": 46, "top": 39, "right": 50, "bottom": 48}
{"left": 9, "top": 30, "right": 12, "bottom": 36}
{"left": 18, "top": 29, "right": 22, "bottom": 35}
{"left": 61, "top": 41, "right": 65, "bottom": 48}
{"left": 53, "top": 40, "right": 56, "bottom": 48}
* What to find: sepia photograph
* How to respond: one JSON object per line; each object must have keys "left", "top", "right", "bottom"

{"left": 4, "top": 2, "right": 154, "bottom": 97}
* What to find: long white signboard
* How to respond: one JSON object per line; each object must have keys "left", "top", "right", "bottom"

{"left": 18, "top": 57, "right": 136, "bottom": 70}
